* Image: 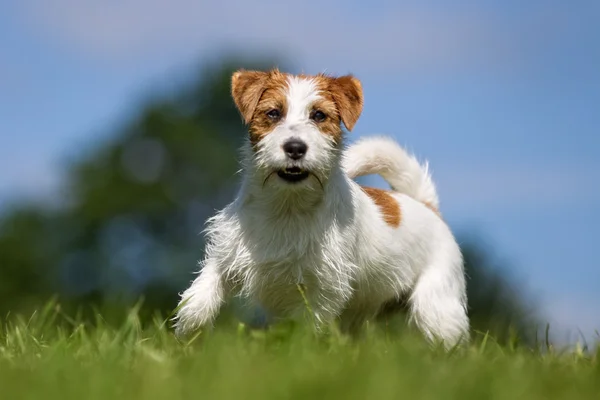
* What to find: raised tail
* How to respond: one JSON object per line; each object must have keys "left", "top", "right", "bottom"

{"left": 342, "top": 136, "right": 440, "bottom": 210}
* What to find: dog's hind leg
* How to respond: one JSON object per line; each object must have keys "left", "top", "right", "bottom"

{"left": 408, "top": 262, "right": 470, "bottom": 349}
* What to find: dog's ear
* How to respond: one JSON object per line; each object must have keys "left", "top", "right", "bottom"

{"left": 329, "top": 75, "right": 364, "bottom": 131}
{"left": 231, "top": 69, "right": 269, "bottom": 124}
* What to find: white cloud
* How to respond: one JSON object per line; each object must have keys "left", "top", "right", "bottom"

{"left": 16, "top": 0, "right": 584, "bottom": 74}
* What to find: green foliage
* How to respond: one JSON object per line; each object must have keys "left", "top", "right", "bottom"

{"left": 0, "top": 304, "right": 598, "bottom": 400}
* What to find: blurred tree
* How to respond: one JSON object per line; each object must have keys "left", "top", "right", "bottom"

{"left": 0, "top": 55, "right": 538, "bottom": 345}
{"left": 0, "top": 56, "right": 289, "bottom": 320}
{"left": 0, "top": 207, "right": 58, "bottom": 314}
{"left": 460, "top": 234, "right": 539, "bottom": 346}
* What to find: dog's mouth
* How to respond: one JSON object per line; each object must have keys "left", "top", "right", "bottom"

{"left": 276, "top": 167, "right": 310, "bottom": 183}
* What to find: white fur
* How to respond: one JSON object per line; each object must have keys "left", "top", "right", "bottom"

{"left": 343, "top": 135, "right": 439, "bottom": 209}
{"left": 174, "top": 77, "right": 470, "bottom": 349}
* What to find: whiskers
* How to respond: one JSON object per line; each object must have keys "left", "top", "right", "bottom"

{"left": 263, "top": 171, "right": 277, "bottom": 187}
{"left": 312, "top": 174, "right": 325, "bottom": 190}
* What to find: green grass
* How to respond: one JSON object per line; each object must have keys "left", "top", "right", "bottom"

{"left": 0, "top": 301, "right": 598, "bottom": 400}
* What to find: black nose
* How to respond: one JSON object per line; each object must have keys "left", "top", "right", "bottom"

{"left": 282, "top": 139, "right": 308, "bottom": 160}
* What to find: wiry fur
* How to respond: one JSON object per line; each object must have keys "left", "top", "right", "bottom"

{"left": 173, "top": 71, "right": 470, "bottom": 349}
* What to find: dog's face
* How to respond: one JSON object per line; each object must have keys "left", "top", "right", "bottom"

{"left": 231, "top": 69, "right": 363, "bottom": 189}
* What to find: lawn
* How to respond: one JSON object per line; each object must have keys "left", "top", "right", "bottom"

{"left": 0, "top": 301, "right": 598, "bottom": 400}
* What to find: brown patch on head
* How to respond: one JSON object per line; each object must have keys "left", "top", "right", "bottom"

{"left": 231, "top": 69, "right": 364, "bottom": 146}
{"left": 361, "top": 186, "right": 401, "bottom": 228}
{"left": 231, "top": 70, "right": 269, "bottom": 123}
{"left": 307, "top": 95, "right": 344, "bottom": 142}
{"left": 231, "top": 68, "right": 289, "bottom": 145}
{"left": 310, "top": 74, "right": 364, "bottom": 143}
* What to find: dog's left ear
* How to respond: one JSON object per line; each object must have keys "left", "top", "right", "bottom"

{"left": 231, "top": 69, "right": 269, "bottom": 124}
{"left": 329, "top": 75, "right": 364, "bottom": 131}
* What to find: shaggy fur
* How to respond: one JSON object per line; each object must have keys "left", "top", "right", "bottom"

{"left": 173, "top": 69, "right": 470, "bottom": 349}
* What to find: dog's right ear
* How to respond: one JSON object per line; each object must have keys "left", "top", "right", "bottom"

{"left": 231, "top": 70, "right": 269, "bottom": 124}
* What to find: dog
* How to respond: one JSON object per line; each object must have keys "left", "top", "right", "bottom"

{"left": 173, "top": 69, "right": 470, "bottom": 348}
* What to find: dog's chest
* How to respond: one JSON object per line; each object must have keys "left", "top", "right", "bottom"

{"left": 234, "top": 220, "right": 350, "bottom": 314}
{"left": 249, "top": 232, "right": 325, "bottom": 285}
{"left": 244, "top": 249, "right": 327, "bottom": 315}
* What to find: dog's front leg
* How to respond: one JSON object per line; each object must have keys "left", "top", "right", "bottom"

{"left": 173, "top": 260, "right": 226, "bottom": 337}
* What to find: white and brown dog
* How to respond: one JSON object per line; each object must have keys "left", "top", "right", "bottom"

{"left": 174, "top": 69, "right": 470, "bottom": 348}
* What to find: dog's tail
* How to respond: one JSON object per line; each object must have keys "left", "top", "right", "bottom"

{"left": 342, "top": 136, "right": 440, "bottom": 210}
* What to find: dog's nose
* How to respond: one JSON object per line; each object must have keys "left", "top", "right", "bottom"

{"left": 282, "top": 139, "right": 308, "bottom": 160}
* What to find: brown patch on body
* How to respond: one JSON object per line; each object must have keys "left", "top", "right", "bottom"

{"left": 230, "top": 68, "right": 364, "bottom": 146}
{"left": 361, "top": 186, "right": 401, "bottom": 228}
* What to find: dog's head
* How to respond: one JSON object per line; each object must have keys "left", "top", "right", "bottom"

{"left": 231, "top": 69, "right": 363, "bottom": 190}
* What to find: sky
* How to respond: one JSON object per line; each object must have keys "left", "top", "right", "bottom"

{"left": 1, "top": 0, "right": 599, "bottom": 343}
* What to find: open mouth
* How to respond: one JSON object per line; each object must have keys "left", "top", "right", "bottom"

{"left": 277, "top": 167, "right": 310, "bottom": 183}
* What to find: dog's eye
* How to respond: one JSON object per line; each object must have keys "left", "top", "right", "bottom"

{"left": 311, "top": 110, "right": 327, "bottom": 122}
{"left": 266, "top": 109, "right": 281, "bottom": 120}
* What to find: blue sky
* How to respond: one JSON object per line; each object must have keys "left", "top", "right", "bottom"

{"left": 1, "top": 0, "right": 599, "bottom": 343}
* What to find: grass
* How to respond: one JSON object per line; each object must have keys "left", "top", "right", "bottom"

{"left": 0, "top": 300, "right": 598, "bottom": 400}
